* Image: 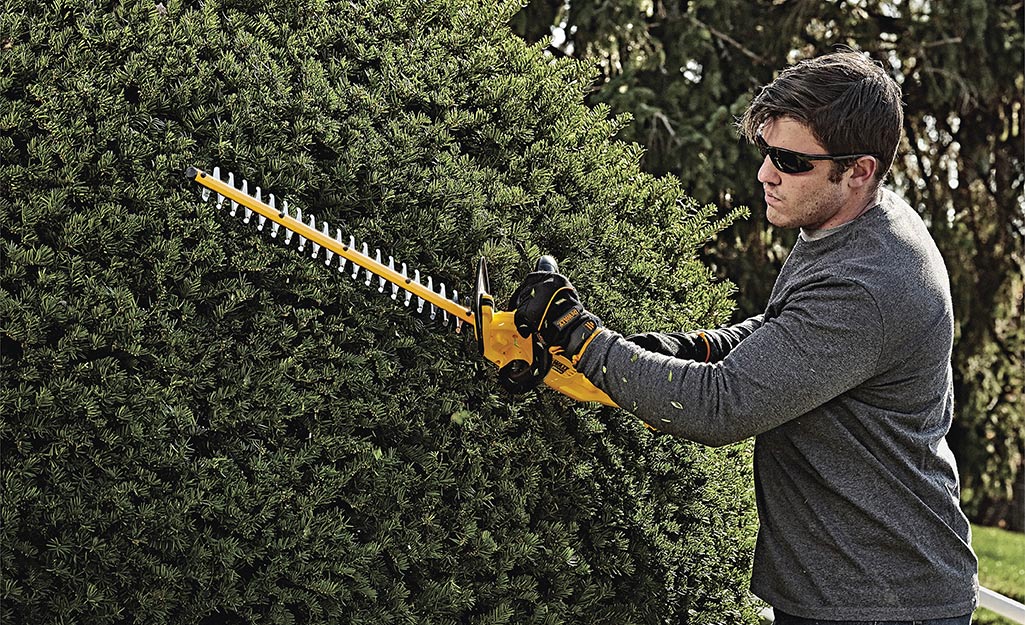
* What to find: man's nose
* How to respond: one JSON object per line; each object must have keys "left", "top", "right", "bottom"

{"left": 757, "top": 156, "right": 781, "bottom": 185}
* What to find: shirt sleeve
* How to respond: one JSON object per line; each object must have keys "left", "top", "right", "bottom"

{"left": 576, "top": 279, "right": 884, "bottom": 446}
{"left": 700, "top": 314, "right": 764, "bottom": 361}
{"left": 626, "top": 315, "right": 764, "bottom": 362}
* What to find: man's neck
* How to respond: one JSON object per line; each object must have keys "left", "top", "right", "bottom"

{"left": 820, "top": 188, "right": 882, "bottom": 230}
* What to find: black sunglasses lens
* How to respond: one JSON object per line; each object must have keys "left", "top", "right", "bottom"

{"left": 773, "top": 151, "right": 812, "bottom": 174}
{"left": 756, "top": 135, "right": 813, "bottom": 174}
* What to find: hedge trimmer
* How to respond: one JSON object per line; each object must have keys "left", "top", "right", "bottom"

{"left": 186, "top": 166, "right": 616, "bottom": 407}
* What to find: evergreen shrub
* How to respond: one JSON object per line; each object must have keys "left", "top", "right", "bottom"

{"left": 1, "top": 0, "right": 757, "bottom": 622}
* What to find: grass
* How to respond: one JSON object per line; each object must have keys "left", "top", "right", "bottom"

{"left": 973, "top": 523, "right": 1025, "bottom": 625}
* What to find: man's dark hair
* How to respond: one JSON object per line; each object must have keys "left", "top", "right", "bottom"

{"left": 739, "top": 51, "right": 904, "bottom": 184}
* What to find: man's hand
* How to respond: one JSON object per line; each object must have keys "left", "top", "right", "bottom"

{"left": 509, "top": 260, "right": 603, "bottom": 362}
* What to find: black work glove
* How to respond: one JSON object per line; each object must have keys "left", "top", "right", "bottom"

{"left": 625, "top": 331, "right": 712, "bottom": 362}
{"left": 510, "top": 261, "right": 603, "bottom": 361}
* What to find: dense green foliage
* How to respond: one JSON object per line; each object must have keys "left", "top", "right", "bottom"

{"left": 514, "top": 0, "right": 1025, "bottom": 528}
{"left": 1, "top": 0, "right": 758, "bottom": 622}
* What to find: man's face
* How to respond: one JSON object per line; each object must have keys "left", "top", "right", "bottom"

{"left": 757, "top": 117, "right": 850, "bottom": 230}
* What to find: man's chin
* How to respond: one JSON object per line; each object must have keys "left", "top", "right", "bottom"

{"left": 765, "top": 206, "right": 794, "bottom": 229}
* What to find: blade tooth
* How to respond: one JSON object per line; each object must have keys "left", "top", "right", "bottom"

{"left": 200, "top": 166, "right": 216, "bottom": 202}
{"left": 438, "top": 283, "right": 448, "bottom": 324}
{"left": 375, "top": 249, "right": 385, "bottom": 292}
{"left": 349, "top": 236, "right": 359, "bottom": 280}
{"left": 244, "top": 186, "right": 257, "bottom": 224}
{"left": 362, "top": 243, "right": 372, "bottom": 286}
{"left": 309, "top": 215, "right": 319, "bottom": 258}
{"left": 260, "top": 193, "right": 274, "bottom": 231}
{"left": 415, "top": 270, "right": 425, "bottom": 313}
{"left": 213, "top": 167, "right": 225, "bottom": 208}
{"left": 388, "top": 257, "right": 398, "bottom": 299}
{"left": 283, "top": 202, "right": 295, "bottom": 244}
{"left": 332, "top": 228, "right": 345, "bottom": 270}
{"left": 451, "top": 288, "right": 461, "bottom": 331}
{"left": 270, "top": 199, "right": 282, "bottom": 235}
{"left": 425, "top": 276, "right": 436, "bottom": 320}
{"left": 233, "top": 179, "right": 247, "bottom": 216}
{"left": 223, "top": 172, "right": 235, "bottom": 210}
{"left": 401, "top": 264, "right": 412, "bottom": 306}
{"left": 271, "top": 198, "right": 285, "bottom": 238}
{"left": 295, "top": 207, "right": 306, "bottom": 252}
{"left": 284, "top": 217, "right": 294, "bottom": 244}
{"left": 322, "top": 223, "right": 333, "bottom": 265}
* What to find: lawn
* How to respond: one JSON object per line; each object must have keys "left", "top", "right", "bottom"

{"left": 973, "top": 523, "right": 1025, "bottom": 625}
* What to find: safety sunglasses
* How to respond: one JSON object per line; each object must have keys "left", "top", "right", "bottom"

{"left": 755, "top": 133, "right": 873, "bottom": 174}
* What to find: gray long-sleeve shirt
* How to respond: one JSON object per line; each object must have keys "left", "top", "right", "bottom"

{"left": 577, "top": 190, "right": 978, "bottom": 620}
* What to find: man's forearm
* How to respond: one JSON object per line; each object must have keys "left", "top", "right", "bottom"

{"left": 576, "top": 279, "right": 883, "bottom": 445}
{"left": 627, "top": 315, "right": 764, "bottom": 362}
{"left": 700, "top": 314, "right": 764, "bottom": 361}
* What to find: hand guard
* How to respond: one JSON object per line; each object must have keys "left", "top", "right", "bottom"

{"left": 510, "top": 259, "right": 603, "bottom": 362}
{"left": 495, "top": 340, "right": 552, "bottom": 394}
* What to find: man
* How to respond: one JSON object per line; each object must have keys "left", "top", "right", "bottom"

{"left": 510, "top": 52, "right": 978, "bottom": 624}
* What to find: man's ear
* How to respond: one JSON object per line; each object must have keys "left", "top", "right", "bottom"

{"left": 847, "top": 156, "right": 878, "bottom": 189}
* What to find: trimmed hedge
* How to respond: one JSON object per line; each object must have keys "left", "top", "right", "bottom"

{"left": 0, "top": 0, "right": 757, "bottom": 622}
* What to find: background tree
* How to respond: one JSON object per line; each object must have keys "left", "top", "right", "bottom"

{"left": 513, "top": 0, "right": 1025, "bottom": 529}
{"left": 1, "top": 0, "right": 761, "bottom": 621}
